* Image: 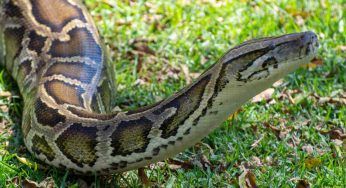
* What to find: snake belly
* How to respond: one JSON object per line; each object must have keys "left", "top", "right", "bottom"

{"left": 0, "top": 0, "right": 318, "bottom": 174}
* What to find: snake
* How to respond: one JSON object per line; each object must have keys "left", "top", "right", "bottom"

{"left": 0, "top": 0, "right": 318, "bottom": 175}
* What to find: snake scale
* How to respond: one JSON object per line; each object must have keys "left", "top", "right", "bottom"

{"left": 0, "top": 0, "right": 318, "bottom": 175}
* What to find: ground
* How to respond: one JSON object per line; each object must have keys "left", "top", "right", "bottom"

{"left": 0, "top": 0, "right": 345, "bottom": 187}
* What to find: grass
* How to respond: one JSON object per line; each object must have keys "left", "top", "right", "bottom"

{"left": 0, "top": 0, "right": 345, "bottom": 187}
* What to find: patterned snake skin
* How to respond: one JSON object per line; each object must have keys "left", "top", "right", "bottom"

{"left": 0, "top": 0, "right": 318, "bottom": 174}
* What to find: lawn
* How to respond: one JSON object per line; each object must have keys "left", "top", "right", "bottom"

{"left": 0, "top": 0, "right": 345, "bottom": 187}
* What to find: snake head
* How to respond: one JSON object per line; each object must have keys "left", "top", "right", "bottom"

{"left": 275, "top": 31, "right": 318, "bottom": 61}
{"left": 221, "top": 31, "right": 319, "bottom": 84}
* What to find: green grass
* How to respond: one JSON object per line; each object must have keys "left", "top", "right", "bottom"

{"left": 1, "top": 0, "right": 345, "bottom": 187}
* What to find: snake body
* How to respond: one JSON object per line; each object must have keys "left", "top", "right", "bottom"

{"left": 0, "top": 0, "right": 318, "bottom": 174}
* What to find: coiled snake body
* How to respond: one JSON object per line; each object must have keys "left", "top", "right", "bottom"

{"left": 0, "top": 0, "right": 318, "bottom": 174}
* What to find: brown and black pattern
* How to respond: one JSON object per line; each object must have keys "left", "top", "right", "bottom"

{"left": 32, "top": 134, "right": 55, "bottom": 161}
{"left": 17, "top": 60, "right": 36, "bottom": 97}
{"left": 111, "top": 117, "right": 153, "bottom": 156}
{"left": 35, "top": 98, "right": 66, "bottom": 127}
{"left": 49, "top": 27, "right": 102, "bottom": 63}
{"left": 125, "top": 100, "right": 164, "bottom": 115}
{"left": 110, "top": 161, "right": 128, "bottom": 171}
{"left": 44, "top": 79, "right": 85, "bottom": 107}
{"left": 209, "top": 47, "right": 272, "bottom": 108}
{"left": 0, "top": 0, "right": 318, "bottom": 175}
{"left": 45, "top": 61, "right": 97, "bottom": 84}
{"left": 27, "top": 31, "right": 47, "bottom": 54}
{"left": 29, "top": 0, "right": 86, "bottom": 32}
{"left": 17, "top": 59, "right": 32, "bottom": 78}
{"left": 262, "top": 57, "right": 278, "bottom": 69}
{"left": 56, "top": 123, "right": 98, "bottom": 167}
{"left": 151, "top": 141, "right": 174, "bottom": 157}
{"left": 236, "top": 56, "right": 279, "bottom": 82}
{"left": 226, "top": 47, "right": 271, "bottom": 83}
{"left": 154, "top": 74, "right": 211, "bottom": 139}
{"left": 67, "top": 106, "right": 116, "bottom": 120}
{"left": 192, "top": 47, "right": 274, "bottom": 126}
{"left": 3, "top": 0, "right": 22, "bottom": 18}
{"left": 152, "top": 147, "right": 160, "bottom": 156}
